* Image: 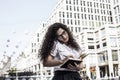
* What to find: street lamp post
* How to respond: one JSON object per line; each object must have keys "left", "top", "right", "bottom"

{"left": 16, "top": 70, "right": 18, "bottom": 80}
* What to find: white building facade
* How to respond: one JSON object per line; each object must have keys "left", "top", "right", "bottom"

{"left": 79, "top": 24, "right": 120, "bottom": 79}
{"left": 46, "top": 0, "right": 112, "bottom": 35}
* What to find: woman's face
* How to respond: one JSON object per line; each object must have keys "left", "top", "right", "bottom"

{"left": 56, "top": 28, "right": 69, "bottom": 43}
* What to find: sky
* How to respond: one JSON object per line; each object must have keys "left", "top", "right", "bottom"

{"left": 0, "top": 0, "right": 58, "bottom": 61}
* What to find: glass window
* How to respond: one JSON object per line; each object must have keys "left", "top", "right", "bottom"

{"left": 62, "top": 12, "right": 65, "bottom": 17}
{"left": 66, "top": 5, "right": 68, "bottom": 10}
{"left": 98, "top": 54, "right": 105, "bottom": 63}
{"left": 59, "top": 11, "right": 61, "bottom": 17}
{"left": 112, "top": 50, "right": 118, "bottom": 61}
{"left": 88, "top": 38, "right": 94, "bottom": 40}
{"left": 67, "top": 12, "right": 69, "bottom": 18}
{"left": 71, "top": 19, "right": 73, "bottom": 25}
{"left": 88, "top": 45, "right": 94, "bottom": 49}
{"left": 70, "top": 6, "right": 72, "bottom": 11}
{"left": 96, "top": 44, "right": 100, "bottom": 49}
{"left": 110, "top": 37, "right": 117, "bottom": 47}
{"left": 103, "top": 42, "right": 107, "bottom": 47}
{"left": 70, "top": 12, "right": 72, "bottom": 18}
{"left": 75, "top": 27, "right": 77, "bottom": 32}
{"left": 77, "top": 6, "right": 79, "bottom": 11}
{"left": 89, "top": 53, "right": 96, "bottom": 65}
{"left": 66, "top": 0, "right": 68, "bottom": 4}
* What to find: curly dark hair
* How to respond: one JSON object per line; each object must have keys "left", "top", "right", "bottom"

{"left": 38, "top": 23, "right": 80, "bottom": 61}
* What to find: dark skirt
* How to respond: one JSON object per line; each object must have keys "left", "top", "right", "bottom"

{"left": 52, "top": 71, "right": 82, "bottom": 80}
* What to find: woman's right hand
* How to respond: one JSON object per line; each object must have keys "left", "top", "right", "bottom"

{"left": 62, "top": 55, "right": 73, "bottom": 63}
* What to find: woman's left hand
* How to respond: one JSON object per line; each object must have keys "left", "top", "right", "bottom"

{"left": 67, "top": 62, "right": 81, "bottom": 71}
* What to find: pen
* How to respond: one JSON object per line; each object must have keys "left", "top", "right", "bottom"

{"left": 62, "top": 55, "right": 73, "bottom": 58}
{"left": 63, "top": 55, "right": 67, "bottom": 58}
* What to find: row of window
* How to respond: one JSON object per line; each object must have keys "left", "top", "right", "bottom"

{"left": 32, "top": 43, "right": 36, "bottom": 47}
{"left": 88, "top": 42, "right": 106, "bottom": 49}
{"left": 59, "top": 18, "right": 109, "bottom": 29}
{"left": 70, "top": 26, "right": 81, "bottom": 32}
{"left": 113, "top": 0, "right": 119, "bottom": 5}
{"left": 66, "top": 0, "right": 110, "bottom": 6}
{"left": 67, "top": 3, "right": 111, "bottom": 9}
{"left": 88, "top": 37, "right": 120, "bottom": 49}
{"left": 98, "top": 50, "right": 119, "bottom": 63}
{"left": 66, "top": 5, "right": 111, "bottom": 14}
{"left": 31, "top": 49, "right": 37, "bottom": 53}
{"left": 59, "top": 11, "right": 112, "bottom": 22}
{"left": 59, "top": 18, "right": 111, "bottom": 26}
{"left": 26, "top": 64, "right": 41, "bottom": 73}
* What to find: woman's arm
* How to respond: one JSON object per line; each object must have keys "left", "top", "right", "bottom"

{"left": 43, "top": 54, "right": 63, "bottom": 67}
{"left": 43, "top": 54, "right": 73, "bottom": 67}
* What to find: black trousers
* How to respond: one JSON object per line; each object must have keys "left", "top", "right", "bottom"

{"left": 52, "top": 71, "right": 82, "bottom": 80}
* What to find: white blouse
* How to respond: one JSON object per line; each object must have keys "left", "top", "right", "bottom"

{"left": 50, "top": 41, "right": 81, "bottom": 71}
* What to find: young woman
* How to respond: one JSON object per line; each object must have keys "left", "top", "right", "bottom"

{"left": 39, "top": 23, "right": 82, "bottom": 80}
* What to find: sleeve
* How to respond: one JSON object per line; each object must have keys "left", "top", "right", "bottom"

{"left": 50, "top": 41, "right": 58, "bottom": 57}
